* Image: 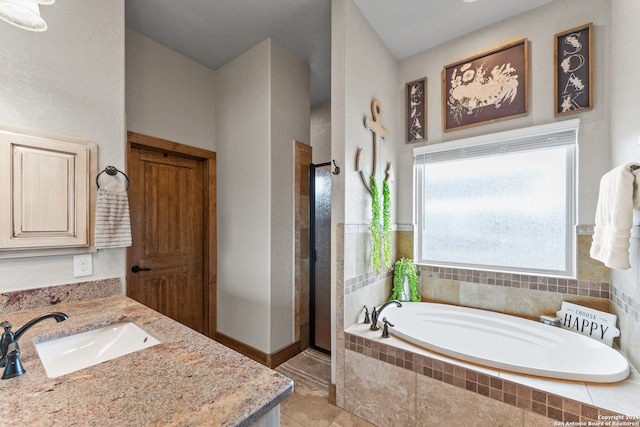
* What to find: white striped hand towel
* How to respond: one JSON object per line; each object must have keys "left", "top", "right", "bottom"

{"left": 95, "top": 188, "right": 132, "bottom": 249}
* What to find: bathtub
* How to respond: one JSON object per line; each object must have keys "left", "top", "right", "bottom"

{"left": 379, "top": 302, "right": 630, "bottom": 383}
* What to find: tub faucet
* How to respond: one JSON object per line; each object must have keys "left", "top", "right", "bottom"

{"left": 370, "top": 300, "right": 402, "bottom": 331}
{"left": 0, "top": 312, "right": 68, "bottom": 379}
{"left": 381, "top": 317, "right": 394, "bottom": 338}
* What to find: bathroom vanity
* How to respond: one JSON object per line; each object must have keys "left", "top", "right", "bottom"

{"left": 0, "top": 294, "right": 293, "bottom": 426}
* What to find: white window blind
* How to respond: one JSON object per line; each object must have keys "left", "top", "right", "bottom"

{"left": 413, "top": 119, "right": 579, "bottom": 277}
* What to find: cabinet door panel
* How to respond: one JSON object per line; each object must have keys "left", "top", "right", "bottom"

{"left": 1, "top": 130, "right": 91, "bottom": 251}
{"left": 14, "top": 146, "right": 76, "bottom": 235}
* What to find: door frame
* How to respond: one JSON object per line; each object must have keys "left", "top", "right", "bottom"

{"left": 126, "top": 131, "right": 217, "bottom": 337}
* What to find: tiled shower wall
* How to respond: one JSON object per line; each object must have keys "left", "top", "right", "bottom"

{"left": 294, "top": 142, "right": 312, "bottom": 349}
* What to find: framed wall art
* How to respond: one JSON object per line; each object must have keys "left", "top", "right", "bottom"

{"left": 555, "top": 23, "right": 593, "bottom": 116}
{"left": 443, "top": 39, "right": 528, "bottom": 132}
{"left": 406, "top": 77, "right": 427, "bottom": 143}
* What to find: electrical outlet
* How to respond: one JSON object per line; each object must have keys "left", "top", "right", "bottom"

{"left": 73, "top": 254, "right": 93, "bottom": 277}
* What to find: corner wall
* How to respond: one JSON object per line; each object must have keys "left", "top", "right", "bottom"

{"left": 0, "top": 0, "right": 126, "bottom": 292}
{"left": 216, "top": 41, "right": 272, "bottom": 352}
{"left": 216, "top": 39, "right": 310, "bottom": 354}
{"left": 311, "top": 102, "right": 331, "bottom": 164}
{"left": 332, "top": 0, "right": 399, "bottom": 407}
{"left": 269, "top": 41, "right": 311, "bottom": 352}
{"left": 610, "top": 0, "right": 640, "bottom": 371}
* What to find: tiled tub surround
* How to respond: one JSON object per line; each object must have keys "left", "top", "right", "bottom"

{"left": 613, "top": 286, "right": 640, "bottom": 324}
{"left": 356, "top": 229, "right": 639, "bottom": 359}
{"left": 338, "top": 225, "right": 640, "bottom": 425}
{"left": 0, "top": 293, "right": 293, "bottom": 426}
{"left": 345, "top": 323, "right": 640, "bottom": 425}
{"left": 419, "top": 266, "right": 612, "bottom": 317}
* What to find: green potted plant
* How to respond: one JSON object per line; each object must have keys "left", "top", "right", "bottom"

{"left": 389, "top": 258, "right": 420, "bottom": 302}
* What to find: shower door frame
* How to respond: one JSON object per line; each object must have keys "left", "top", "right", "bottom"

{"left": 309, "top": 162, "right": 331, "bottom": 355}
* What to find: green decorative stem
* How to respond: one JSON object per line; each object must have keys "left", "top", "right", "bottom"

{"left": 370, "top": 176, "right": 393, "bottom": 273}
{"left": 389, "top": 258, "right": 420, "bottom": 302}
{"left": 382, "top": 179, "right": 392, "bottom": 270}
{"left": 370, "top": 176, "right": 381, "bottom": 273}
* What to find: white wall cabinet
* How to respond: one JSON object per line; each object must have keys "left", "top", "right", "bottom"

{"left": 0, "top": 129, "right": 96, "bottom": 258}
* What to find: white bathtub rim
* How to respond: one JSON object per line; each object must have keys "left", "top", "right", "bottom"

{"left": 379, "top": 302, "right": 630, "bottom": 383}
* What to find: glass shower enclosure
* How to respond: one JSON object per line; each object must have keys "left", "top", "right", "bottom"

{"left": 310, "top": 163, "right": 331, "bottom": 354}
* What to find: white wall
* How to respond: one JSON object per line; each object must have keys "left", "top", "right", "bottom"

{"left": 332, "top": 0, "right": 399, "bottom": 285}
{"left": 332, "top": 0, "right": 400, "bottom": 384}
{"left": 311, "top": 101, "right": 331, "bottom": 164}
{"left": 610, "top": 0, "right": 640, "bottom": 370}
{"left": 610, "top": 1, "right": 640, "bottom": 168}
{"left": 0, "top": 0, "right": 126, "bottom": 292}
{"left": 216, "top": 39, "right": 310, "bottom": 353}
{"left": 341, "top": 1, "right": 399, "bottom": 228}
{"left": 125, "top": 29, "right": 216, "bottom": 152}
{"left": 396, "top": 0, "right": 611, "bottom": 226}
{"left": 216, "top": 40, "right": 272, "bottom": 352}
{"left": 269, "top": 41, "right": 311, "bottom": 352}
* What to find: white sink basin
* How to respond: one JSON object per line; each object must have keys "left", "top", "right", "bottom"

{"left": 35, "top": 322, "right": 161, "bottom": 378}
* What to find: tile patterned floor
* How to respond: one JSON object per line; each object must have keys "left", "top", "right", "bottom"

{"left": 277, "top": 349, "right": 375, "bottom": 427}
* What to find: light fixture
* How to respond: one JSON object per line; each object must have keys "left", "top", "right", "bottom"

{"left": 0, "top": 0, "right": 55, "bottom": 32}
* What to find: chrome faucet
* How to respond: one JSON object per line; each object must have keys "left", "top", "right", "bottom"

{"left": 0, "top": 312, "right": 68, "bottom": 379}
{"left": 370, "top": 300, "right": 402, "bottom": 331}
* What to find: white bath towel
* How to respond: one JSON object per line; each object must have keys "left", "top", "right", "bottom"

{"left": 590, "top": 163, "right": 640, "bottom": 269}
{"left": 95, "top": 188, "right": 132, "bottom": 249}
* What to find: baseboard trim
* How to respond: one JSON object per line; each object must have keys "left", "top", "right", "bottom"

{"left": 215, "top": 332, "right": 302, "bottom": 368}
{"left": 329, "top": 382, "right": 337, "bottom": 405}
{"left": 270, "top": 341, "right": 303, "bottom": 368}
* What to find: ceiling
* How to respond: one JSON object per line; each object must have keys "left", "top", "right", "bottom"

{"left": 125, "top": 0, "right": 553, "bottom": 106}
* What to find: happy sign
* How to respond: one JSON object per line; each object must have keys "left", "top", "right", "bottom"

{"left": 556, "top": 302, "right": 619, "bottom": 346}
{"left": 556, "top": 302, "right": 620, "bottom": 346}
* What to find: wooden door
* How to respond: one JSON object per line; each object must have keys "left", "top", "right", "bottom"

{"left": 127, "top": 133, "right": 215, "bottom": 335}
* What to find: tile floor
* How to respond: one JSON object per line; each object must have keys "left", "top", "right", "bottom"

{"left": 276, "top": 349, "right": 374, "bottom": 426}
{"left": 280, "top": 381, "right": 374, "bottom": 426}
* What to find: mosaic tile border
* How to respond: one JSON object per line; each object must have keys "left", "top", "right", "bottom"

{"left": 344, "top": 270, "right": 392, "bottom": 295}
{"left": 345, "top": 332, "right": 623, "bottom": 423}
{"left": 344, "top": 265, "right": 612, "bottom": 300}
{"left": 612, "top": 286, "right": 640, "bottom": 323}
{"left": 419, "top": 265, "right": 611, "bottom": 299}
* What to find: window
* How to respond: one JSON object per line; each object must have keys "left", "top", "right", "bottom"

{"left": 414, "top": 120, "right": 579, "bottom": 278}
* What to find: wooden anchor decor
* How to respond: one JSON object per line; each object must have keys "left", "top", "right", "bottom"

{"left": 357, "top": 98, "right": 393, "bottom": 194}
{"left": 356, "top": 98, "right": 393, "bottom": 272}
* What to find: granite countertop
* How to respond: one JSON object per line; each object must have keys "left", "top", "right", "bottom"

{"left": 0, "top": 294, "right": 293, "bottom": 426}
